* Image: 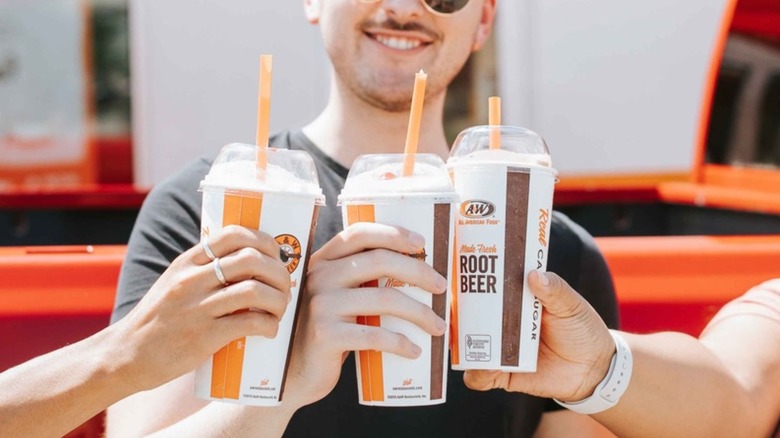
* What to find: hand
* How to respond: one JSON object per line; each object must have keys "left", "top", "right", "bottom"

{"left": 111, "top": 225, "right": 292, "bottom": 392}
{"left": 463, "top": 270, "right": 615, "bottom": 402}
{"left": 282, "top": 222, "right": 448, "bottom": 409}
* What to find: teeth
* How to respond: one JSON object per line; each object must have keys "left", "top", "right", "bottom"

{"left": 375, "top": 35, "right": 422, "bottom": 50}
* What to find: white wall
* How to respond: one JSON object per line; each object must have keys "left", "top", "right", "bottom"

{"left": 133, "top": 1, "right": 733, "bottom": 184}
{"left": 130, "top": 0, "right": 330, "bottom": 187}
{"left": 496, "top": 0, "right": 731, "bottom": 176}
{"left": 0, "top": 0, "right": 87, "bottom": 166}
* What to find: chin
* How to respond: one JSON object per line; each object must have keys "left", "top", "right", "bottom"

{"left": 361, "top": 91, "right": 412, "bottom": 113}
{"left": 352, "top": 75, "right": 415, "bottom": 112}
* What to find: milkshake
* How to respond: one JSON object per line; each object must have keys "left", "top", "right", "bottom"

{"left": 339, "top": 153, "right": 457, "bottom": 406}
{"left": 194, "top": 143, "right": 324, "bottom": 406}
{"left": 448, "top": 126, "right": 556, "bottom": 372}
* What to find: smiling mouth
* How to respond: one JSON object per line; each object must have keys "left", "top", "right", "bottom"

{"left": 366, "top": 32, "right": 431, "bottom": 51}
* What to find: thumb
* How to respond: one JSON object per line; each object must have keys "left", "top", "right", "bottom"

{"left": 463, "top": 370, "right": 502, "bottom": 391}
{"left": 528, "top": 270, "right": 586, "bottom": 318}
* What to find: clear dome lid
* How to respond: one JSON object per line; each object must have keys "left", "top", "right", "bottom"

{"left": 339, "top": 153, "right": 457, "bottom": 204}
{"left": 200, "top": 143, "right": 324, "bottom": 203}
{"left": 448, "top": 125, "right": 552, "bottom": 168}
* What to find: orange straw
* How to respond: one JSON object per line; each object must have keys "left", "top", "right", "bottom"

{"left": 402, "top": 69, "right": 428, "bottom": 177}
{"left": 489, "top": 96, "right": 501, "bottom": 150}
{"left": 256, "top": 54, "right": 273, "bottom": 171}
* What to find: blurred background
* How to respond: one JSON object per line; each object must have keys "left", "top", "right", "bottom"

{"left": 0, "top": 1, "right": 779, "bottom": 436}
{"left": 1, "top": 0, "right": 778, "bottom": 246}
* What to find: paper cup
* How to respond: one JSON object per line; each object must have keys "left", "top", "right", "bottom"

{"left": 448, "top": 126, "right": 557, "bottom": 372}
{"left": 194, "top": 143, "right": 324, "bottom": 406}
{"left": 339, "top": 154, "right": 457, "bottom": 406}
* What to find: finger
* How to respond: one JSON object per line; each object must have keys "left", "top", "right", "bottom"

{"left": 329, "top": 287, "right": 446, "bottom": 336}
{"left": 217, "top": 309, "right": 281, "bottom": 340}
{"left": 310, "top": 249, "right": 446, "bottom": 294}
{"left": 204, "top": 279, "right": 290, "bottom": 319}
{"left": 463, "top": 370, "right": 502, "bottom": 391}
{"left": 334, "top": 323, "right": 422, "bottom": 359}
{"left": 314, "top": 222, "right": 425, "bottom": 261}
{"left": 196, "top": 247, "right": 291, "bottom": 292}
{"left": 189, "top": 225, "right": 283, "bottom": 266}
{"left": 527, "top": 270, "right": 589, "bottom": 318}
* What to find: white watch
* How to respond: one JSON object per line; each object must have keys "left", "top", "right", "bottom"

{"left": 554, "top": 330, "right": 633, "bottom": 415}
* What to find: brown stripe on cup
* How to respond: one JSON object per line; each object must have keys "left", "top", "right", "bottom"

{"left": 430, "top": 203, "right": 450, "bottom": 400}
{"left": 501, "top": 169, "right": 530, "bottom": 367}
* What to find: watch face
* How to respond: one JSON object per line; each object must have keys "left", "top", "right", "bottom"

{"left": 275, "top": 233, "right": 302, "bottom": 274}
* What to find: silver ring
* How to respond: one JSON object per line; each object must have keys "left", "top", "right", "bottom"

{"left": 213, "top": 257, "right": 228, "bottom": 286}
{"left": 202, "top": 239, "right": 217, "bottom": 261}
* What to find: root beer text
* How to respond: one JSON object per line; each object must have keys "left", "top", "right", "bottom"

{"left": 459, "top": 244, "right": 499, "bottom": 293}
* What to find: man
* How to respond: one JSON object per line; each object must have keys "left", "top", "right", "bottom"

{"left": 108, "top": 1, "right": 619, "bottom": 436}
{"left": 465, "top": 272, "right": 780, "bottom": 437}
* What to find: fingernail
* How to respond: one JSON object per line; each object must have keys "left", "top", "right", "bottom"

{"left": 435, "top": 274, "right": 447, "bottom": 291}
{"left": 409, "top": 232, "right": 425, "bottom": 248}
{"left": 412, "top": 344, "right": 422, "bottom": 357}
{"left": 435, "top": 317, "right": 447, "bottom": 334}
{"left": 538, "top": 271, "right": 550, "bottom": 287}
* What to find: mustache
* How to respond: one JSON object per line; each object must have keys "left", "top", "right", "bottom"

{"left": 360, "top": 17, "right": 440, "bottom": 40}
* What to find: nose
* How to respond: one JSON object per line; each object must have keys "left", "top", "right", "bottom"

{"left": 378, "top": 0, "right": 425, "bottom": 21}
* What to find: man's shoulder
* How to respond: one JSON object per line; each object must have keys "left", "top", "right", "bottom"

{"left": 269, "top": 129, "right": 298, "bottom": 150}
{"left": 145, "top": 129, "right": 298, "bottom": 206}
{"left": 549, "top": 210, "right": 598, "bottom": 251}
{"left": 144, "top": 157, "right": 211, "bottom": 205}
{"left": 143, "top": 129, "right": 298, "bottom": 206}
{"left": 546, "top": 210, "right": 616, "bottom": 317}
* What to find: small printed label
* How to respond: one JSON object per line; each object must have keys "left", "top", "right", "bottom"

{"left": 465, "top": 334, "right": 491, "bottom": 362}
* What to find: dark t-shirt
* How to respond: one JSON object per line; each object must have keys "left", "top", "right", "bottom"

{"left": 112, "top": 130, "right": 619, "bottom": 438}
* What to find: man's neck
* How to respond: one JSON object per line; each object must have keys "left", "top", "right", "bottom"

{"left": 303, "top": 77, "right": 450, "bottom": 170}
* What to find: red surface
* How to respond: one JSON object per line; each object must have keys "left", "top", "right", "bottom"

{"left": 2, "top": 235, "right": 778, "bottom": 367}
{"left": 0, "top": 235, "right": 777, "bottom": 435}
{"left": 95, "top": 136, "right": 134, "bottom": 184}
{"left": 731, "top": 0, "right": 780, "bottom": 40}
{"left": 554, "top": 186, "right": 660, "bottom": 206}
{"left": 0, "top": 185, "right": 147, "bottom": 209}
{"left": 0, "top": 135, "right": 143, "bottom": 210}
{"left": 0, "top": 246, "right": 122, "bottom": 437}
{"left": 658, "top": 181, "right": 780, "bottom": 215}
{"left": 598, "top": 235, "right": 780, "bottom": 335}
{"left": 0, "top": 246, "right": 124, "bottom": 318}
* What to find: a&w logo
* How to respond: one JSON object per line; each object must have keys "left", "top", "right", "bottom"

{"left": 460, "top": 200, "right": 496, "bottom": 218}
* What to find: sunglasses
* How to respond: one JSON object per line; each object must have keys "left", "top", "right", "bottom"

{"left": 358, "top": 0, "right": 470, "bottom": 16}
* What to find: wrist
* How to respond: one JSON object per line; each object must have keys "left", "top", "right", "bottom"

{"left": 96, "top": 321, "right": 145, "bottom": 398}
{"left": 554, "top": 330, "right": 633, "bottom": 415}
{"left": 83, "top": 325, "right": 140, "bottom": 402}
{"left": 580, "top": 332, "right": 617, "bottom": 401}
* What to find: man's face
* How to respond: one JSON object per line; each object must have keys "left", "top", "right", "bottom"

{"left": 307, "top": 0, "right": 494, "bottom": 112}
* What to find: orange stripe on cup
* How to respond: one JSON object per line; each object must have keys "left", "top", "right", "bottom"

{"left": 346, "top": 205, "right": 385, "bottom": 402}
{"left": 448, "top": 171, "right": 460, "bottom": 365}
{"left": 363, "top": 281, "right": 384, "bottom": 403}
{"left": 210, "top": 349, "right": 229, "bottom": 398}
{"left": 211, "top": 193, "right": 263, "bottom": 400}
{"left": 449, "top": 232, "right": 460, "bottom": 366}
